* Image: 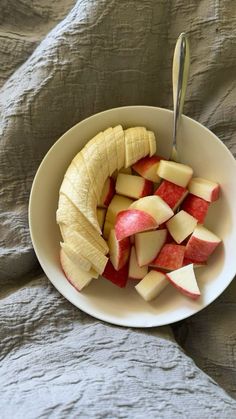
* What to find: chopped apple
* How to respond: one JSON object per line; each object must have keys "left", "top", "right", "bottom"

{"left": 188, "top": 177, "right": 220, "bottom": 202}
{"left": 98, "top": 177, "right": 115, "bottom": 208}
{"left": 154, "top": 180, "right": 188, "bottom": 211}
{"left": 60, "top": 249, "right": 94, "bottom": 291}
{"left": 166, "top": 264, "right": 201, "bottom": 300}
{"left": 181, "top": 194, "right": 209, "bottom": 223}
{"left": 102, "top": 260, "right": 129, "bottom": 288}
{"left": 130, "top": 195, "right": 174, "bottom": 225}
{"left": 129, "top": 246, "right": 148, "bottom": 279}
{"left": 166, "top": 210, "right": 197, "bottom": 244}
{"left": 157, "top": 160, "right": 193, "bottom": 187}
{"left": 97, "top": 208, "right": 106, "bottom": 230}
{"left": 151, "top": 243, "right": 185, "bottom": 271}
{"left": 115, "top": 209, "right": 158, "bottom": 241}
{"left": 185, "top": 225, "right": 221, "bottom": 262}
{"left": 132, "top": 156, "right": 162, "bottom": 183}
{"left": 108, "top": 229, "right": 131, "bottom": 271}
{"left": 130, "top": 235, "right": 135, "bottom": 244}
{"left": 106, "top": 194, "right": 134, "bottom": 224}
{"left": 115, "top": 173, "right": 153, "bottom": 199}
{"left": 135, "top": 229, "right": 167, "bottom": 266}
{"left": 135, "top": 270, "right": 169, "bottom": 301}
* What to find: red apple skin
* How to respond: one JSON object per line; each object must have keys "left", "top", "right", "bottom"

{"left": 185, "top": 236, "right": 220, "bottom": 263}
{"left": 115, "top": 209, "right": 158, "bottom": 240}
{"left": 211, "top": 184, "right": 220, "bottom": 202}
{"left": 154, "top": 180, "right": 187, "bottom": 210}
{"left": 182, "top": 194, "right": 209, "bottom": 224}
{"left": 166, "top": 274, "right": 200, "bottom": 300}
{"left": 132, "top": 156, "right": 161, "bottom": 177}
{"left": 102, "top": 260, "right": 128, "bottom": 288}
{"left": 115, "top": 237, "right": 131, "bottom": 271}
{"left": 141, "top": 179, "right": 153, "bottom": 197}
{"left": 104, "top": 177, "right": 115, "bottom": 207}
{"left": 151, "top": 244, "right": 185, "bottom": 271}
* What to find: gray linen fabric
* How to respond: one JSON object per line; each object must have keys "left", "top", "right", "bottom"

{"left": 0, "top": 0, "right": 236, "bottom": 417}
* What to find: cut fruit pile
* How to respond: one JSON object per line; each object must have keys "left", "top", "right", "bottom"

{"left": 57, "top": 126, "right": 222, "bottom": 303}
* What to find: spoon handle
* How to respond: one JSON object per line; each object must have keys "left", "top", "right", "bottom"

{"left": 172, "top": 33, "right": 190, "bottom": 150}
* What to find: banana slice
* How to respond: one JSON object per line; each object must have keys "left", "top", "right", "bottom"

{"left": 60, "top": 241, "right": 92, "bottom": 272}
{"left": 113, "top": 125, "right": 125, "bottom": 170}
{"left": 104, "top": 127, "right": 118, "bottom": 175}
{"left": 59, "top": 220, "right": 108, "bottom": 255}
{"left": 124, "top": 127, "right": 150, "bottom": 167}
{"left": 148, "top": 130, "right": 156, "bottom": 156}
{"left": 63, "top": 230, "right": 108, "bottom": 275}
{"left": 60, "top": 176, "right": 99, "bottom": 232}
{"left": 60, "top": 249, "right": 97, "bottom": 291}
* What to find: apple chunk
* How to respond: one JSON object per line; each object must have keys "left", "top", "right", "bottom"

{"left": 129, "top": 246, "right": 148, "bottom": 279}
{"left": 132, "top": 156, "right": 162, "bottom": 183}
{"left": 181, "top": 194, "right": 209, "bottom": 224}
{"left": 115, "top": 209, "right": 158, "bottom": 240}
{"left": 135, "top": 270, "right": 169, "bottom": 301}
{"left": 166, "top": 210, "right": 197, "bottom": 244}
{"left": 154, "top": 180, "right": 188, "bottom": 211}
{"left": 135, "top": 229, "right": 167, "bottom": 266}
{"left": 188, "top": 177, "right": 220, "bottom": 202}
{"left": 185, "top": 225, "right": 221, "bottom": 262}
{"left": 130, "top": 195, "right": 174, "bottom": 225}
{"left": 98, "top": 177, "right": 115, "bottom": 208}
{"left": 157, "top": 160, "right": 193, "bottom": 187}
{"left": 115, "top": 173, "right": 153, "bottom": 199}
{"left": 108, "top": 229, "right": 131, "bottom": 271}
{"left": 102, "top": 260, "right": 129, "bottom": 288}
{"left": 60, "top": 249, "right": 94, "bottom": 291}
{"left": 151, "top": 243, "right": 185, "bottom": 271}
{"left": 166, "top": 264, "right": 201, "bottom": 300}
{"left": 106, "top": 194, "right": 134, "bottom": 224}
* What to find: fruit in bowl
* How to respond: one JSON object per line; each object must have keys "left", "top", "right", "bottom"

{"left": 57, "top": 124, "right": 222, "bottom": 303}
{"left": 29, "top": 106, "right": 236, "bottom": 328}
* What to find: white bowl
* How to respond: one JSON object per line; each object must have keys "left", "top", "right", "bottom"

{"left": 29, "top": 106, "right": 236, "bottom": 328}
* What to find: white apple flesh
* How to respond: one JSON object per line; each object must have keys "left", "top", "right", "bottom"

{"left": 166, "top": 210, "right": 197, "bottom": 244}
{"left": 129, "top": 195, "right": 174, "bottom": 225}
{"left": 108, "top": 229, "right": 131, "bottom": 271}
{"left": 157, "top": 160, "right": 193, "bottom": 187}
{"left": 128, "top": 246, "right": 148, "bottom": 280}
{"left": 188, "top": 177, "right": 220, "bottom": 202}
{"left": 135, "top": 229, "right": 167, "bottom": 266}
{"left": 115, "top": 173, "right": 153, "bottom": 199}
{"left": 185, "top": 225, "right": 221, "bottom": 262}
{"left": 135, "top": 270, "right": 169, "bottom": 301}
{"left": 106, "top": 194, "right": 134, "bottom": 224}
{"left": 166, "top": 264, "right": 201, "bottom": 300}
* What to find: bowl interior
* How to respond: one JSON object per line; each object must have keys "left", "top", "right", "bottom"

{"left": 29, "top": 106, "right": 236, "bottom": 327}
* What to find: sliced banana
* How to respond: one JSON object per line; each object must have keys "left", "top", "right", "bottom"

{"left": 60, "top": 241, "right": 92, "bottom": 272}
{"left": 63, "top": 230, "right": 108, "bottom": 275}
{"left": 124, "top": 127, "right": 150, "bottom": 167}
{"left": 58, "top": 125, "right": 156, "bottom": 282}
{"left": 148, "top": 130, "right": 157, "bottom": 156}
{"left": 113, "top": 125, "right": 125, "bottom": 170}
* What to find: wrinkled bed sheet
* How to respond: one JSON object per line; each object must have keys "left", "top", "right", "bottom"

{"left": 0, "top": 1, "right": 236, "bottom": 417}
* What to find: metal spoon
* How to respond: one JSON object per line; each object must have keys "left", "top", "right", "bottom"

{"left": 172, "top": 32, "right": 190, "bottom": 159}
